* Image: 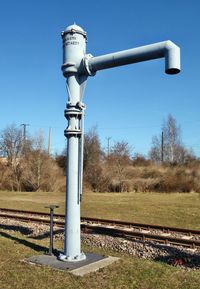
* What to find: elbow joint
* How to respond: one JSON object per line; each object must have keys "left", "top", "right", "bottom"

{"left": 164, "top": 40, "right": 181, "bottom": 74}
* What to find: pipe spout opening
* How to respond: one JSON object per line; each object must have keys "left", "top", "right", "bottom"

{"left": 165, "top": 68, "right": 180, "bottom": 74}
{"left": 165, "top": 41, "right": 181, "bottom": 75}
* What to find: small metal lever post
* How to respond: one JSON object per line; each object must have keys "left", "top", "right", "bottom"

{"left": 45, "top": 205, "right": 59, "bottom": 255}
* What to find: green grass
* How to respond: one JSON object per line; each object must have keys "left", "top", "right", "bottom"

{"left": 1, "top": 190, "right": 200, "bottom": 288}
{"left": 1, "top": 191, "right": 200, "bottom": 229}
{"left": 0, "top": 228, "right": 200, "bottom": 289}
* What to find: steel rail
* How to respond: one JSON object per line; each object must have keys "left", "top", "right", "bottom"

{"left": 1, "top": 207, "right": 200, "bottom": 236}
{"left": 81, "top": 217, "right": 200, "bottom": 236}
{"left": 0, "top": 213, "right": 64, "bottom": 226}
{"left": 1, "top": 211, "right": 200, "bottom": 249}
{"left": 81, "top": 224, "right": 200, "bottom": 248}
{"left": 0, "top": 208, "right": 58, "bottom": 217}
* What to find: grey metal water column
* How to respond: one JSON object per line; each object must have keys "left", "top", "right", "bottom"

{"left": 59, "top": 24, "right": 87, "bottom": 261}
{"left": 60, "top": 24, "right": 180, "bottom": 262}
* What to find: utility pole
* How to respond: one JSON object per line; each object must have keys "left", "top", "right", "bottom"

{"left": 161, "top": 130, "right": 164, "bottom": 163}
{"left": 20, "top": 123, "right": 30, "bottom": 141}
{"left": 106, "top": 137, "right": 111, "bottom": 157}
{"left": 21, "top": 124, "right": 30, "bottom": 154}
{"left": 48, "top": 127, "right": 52, "bottom": 156}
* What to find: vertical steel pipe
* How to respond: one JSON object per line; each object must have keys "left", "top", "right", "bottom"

{"left": 60, "top": 24, "right": 87, "bottom": 261}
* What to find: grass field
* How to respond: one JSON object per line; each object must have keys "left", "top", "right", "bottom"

{"left": 1, "top": 227, "right": 200, "bottom": 289}
{"left": 1, "top": 190, "right": 200, "bottom": 288}
{"left": 0, "top": 191, "right": 200, "bottom": 229}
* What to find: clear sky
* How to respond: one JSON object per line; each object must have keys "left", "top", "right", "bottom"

{"left": 0, "top": 0, "right": 199, "bottom": 156}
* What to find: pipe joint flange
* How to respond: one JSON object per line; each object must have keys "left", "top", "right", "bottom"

{"left": 64, "top": 129, "right": 82, "bottom": 137}
{"left": 64, "top": 109, "right": 83, "bottom": 119}
{"left": 61, "top": 28, "right": 87, "bottom": 39}
{"left": 66, "top": 102, "right": 79, "bottom": 109}
{"left": 65, "top": 103, "right": 82, "bottom": 114}
{"left": 83, "top": 54, "right": 96, "bottom": 76}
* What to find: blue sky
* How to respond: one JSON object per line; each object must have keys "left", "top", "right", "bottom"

{"left": 0, "top": 0, "right": 199, "bottom": 156}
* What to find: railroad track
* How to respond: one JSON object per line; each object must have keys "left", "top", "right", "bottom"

{"left": 1, "top": 208, "right": 200, "bottom": 249}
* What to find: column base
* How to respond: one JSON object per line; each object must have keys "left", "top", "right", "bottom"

{"left": 58, "top": 251, "right": 86, "bottom": 262}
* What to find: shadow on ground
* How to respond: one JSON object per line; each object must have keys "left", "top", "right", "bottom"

{"left": 124, "top": 234, "right": 200, "bottom": 269}
{"left": 30, "top": 228, "right": 64, "bottom": 240}
{"left": 0, "top": 223, "right": 33, "bottom": 235}
{"left": 154, "top": 249, "right": 200, "bottom": 269}
{"left": 0, "top": 230, "right": 48, "bottom": 253}
{"left": 1, "top": 222, "right": 199, "bottom": 269}
{"left": 82, "top": 226, "right": 200, "bottom": 269}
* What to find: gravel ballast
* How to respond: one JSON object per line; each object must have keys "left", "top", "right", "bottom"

{"left": 1, "top": 217, "right": 200, "bottom": 270}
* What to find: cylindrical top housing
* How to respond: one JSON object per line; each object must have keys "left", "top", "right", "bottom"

{"left": 61, "top": 24, "right": 87, "bottom": 77}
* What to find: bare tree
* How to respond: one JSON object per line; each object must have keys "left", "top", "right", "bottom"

{"left": 20, "top": 131, "right": 64, "bottom": 192}
{"left": 21, "top": 131, "right": 46, "bottom": 191}
{"left": 84, "top": 127, "right": 102, "bottom": 168}
{"left": 0, "top": 124, "right": 23, "bottom": 166}
{"left": 0, "top": 124, "right": 24, "bottom": 190}
{"left": 149, "top": 114, "right": 190, "bottom": 164}
{"left": 83, "top": 127, "right": 104, "bottom": 191}
{"left": 108, "top": 141, "right": 132, "bottom": 192}
{"left": 149, "top": 135, "right": 162, "bottom": 163}
{"left": 163, "top": 114, "right": 181, "bottom": 163}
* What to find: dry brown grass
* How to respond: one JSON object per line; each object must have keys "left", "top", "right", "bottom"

{"left": 100, "top": 163, "right": 200, "bottom": 193}
{"left": 1, "top": 190, "right": 200, "bottom": 229}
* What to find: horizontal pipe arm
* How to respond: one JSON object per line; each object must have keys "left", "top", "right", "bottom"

{"left": 85, "top": 40, "right": 180, "bottom": 75}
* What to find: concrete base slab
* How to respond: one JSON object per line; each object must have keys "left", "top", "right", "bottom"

{"left": 25, "top": 253, "right": 119, "bottom": 276}
{"left": 71, "top": 256, "right": 119, "bottom": 276}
